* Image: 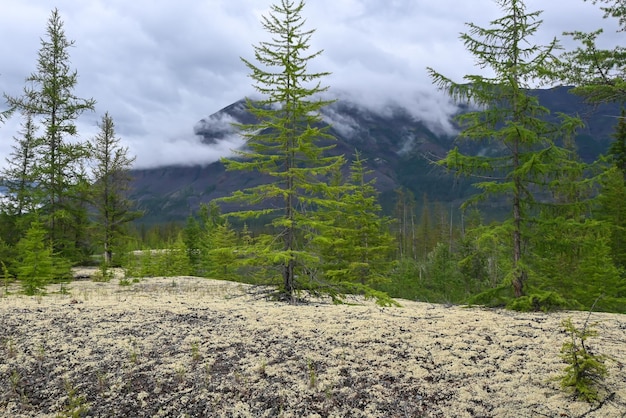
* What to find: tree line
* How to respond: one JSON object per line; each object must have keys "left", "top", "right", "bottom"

{"left": 0, "top": 9, "right": 138, "bottom": 292}
{"left": 1, "top": 0, "right": 626, "bottom": 312}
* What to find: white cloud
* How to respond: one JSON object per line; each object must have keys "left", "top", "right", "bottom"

{"left": 0, "top": 0, "right": 619, "bottom": 168}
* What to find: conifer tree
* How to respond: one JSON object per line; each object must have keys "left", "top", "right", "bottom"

{"left": 427, "top": 0, "right": 584, "bottom": 297}
{"left": 609, "top": 109, "right": 626, "bottom": 174}
{"left": 16, "top": 219, "right": 55, "bottom": 295}
{"left": 182, "top": 215, "right": 202, "bottom": 274}
{"left": 89, "top": 112, "right": 139, "bottom": 267}
{"left": 161, "top": 233, "right": 192, "bottom": 277}
{"left": 596, "top": 110, "right": 626, "bottom": 269}
{"left": 596, "top": 168, "right": 626, "bottom": 269}
{"left": 316, "top": 152, "right": 396, "bottom": 288}
{"left": 532, "top": 215, "right": 622, "bottom": 310}
{"left": 201, "top": 220, "right": 239, "bottom": 281}
{"left": 559, "top": 0, "right": 626, "bottom": 104}
{"left": 4, "top": 8, "right": 95, "bottom": 260}
{"left": 1, "top": 113, "right": 38, "bottom": 218}
{"left": 220, "top": 0, "right": 345, "bottom": 301}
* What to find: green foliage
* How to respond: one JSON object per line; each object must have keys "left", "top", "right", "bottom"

{"left": 468, "top": 283, "right": 516, "bottom": 308}
{"left": 4, "top": 8, "right": 96, "bottom": 261}
{"left": 0, "top": 113, "right": 39, "bottom": 217}
{"left": 15, "top": 219, "right": 56, "bottom": 295}
{"left": 93, "top": 261, "right": 114, "bottom": 283}
{"left": 382, "top": 250, "right": 473, "bottom": 305}
{"left": 378, "top": 258, "right": 423, "bottom": 301}
{"left": 608, "top": 109, "right": 626, "bottom": 173}
{"left": 137, "top": 249, "right": 157, "bottom": 277}
{"left": 224, "top": 0, "right": 342, "bottom": 296}
{"left": 182, "top": 215, "right": 202, "bottom": 274}
{"left": 128, "top": 234, "right": 193, "bottom": 278}
{"left": 89, "top": 112, "right": 140, "bottom": 267}
{"left": 56, "top": 379, "right": 90, "bottom": 418}
{"left": 458, "top": 228, "right": 506, "bottom": 292}
{"left": 315, "top": 152, "right": 396, "bottom": 288}
{"left": 381, "top": 208, "right": 506, "bottom": 305}
{"left": 595, "top": 168, "right": 626, "bottom": 269}
{"left": 0, "top": 234, "right": 18, "bottom": 280}
{"left": 530, "top": 217, "right": 624, "bottom": 311}
{"left": 159, "top": 234, "right": 192, "bottom": 277}
{"left": 507, "top": 291, "right": 570, "bottom": 312}
{"left": 427, "top": 0, "right": 586, "bottom": 298}
{"left": 423, "top": 243, "right": 464, "bottom": 300}
{"left": 219, "top": 0, "right": 396, "bottom": 304}
{"left": 117, "top": 238, "right": 141, "bottom": 279}
{"left": 558, "top": 317, "right": 609, "bottom": 403}
{"left": 559, "top": 27, "right": 626, "bottom": 105}
{"left": 201, "top": 220, "right": 239, "bottom": 281}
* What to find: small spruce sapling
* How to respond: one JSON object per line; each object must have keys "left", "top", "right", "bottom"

{"left": 558, "top": 314, "right": 609, "bottom": 402}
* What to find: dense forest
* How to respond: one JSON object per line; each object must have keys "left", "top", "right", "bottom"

{"left": 1, "top": 0, "right": 626, "bottom": 313}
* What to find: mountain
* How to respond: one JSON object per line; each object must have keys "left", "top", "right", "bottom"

{"left": 129, "top": 86, "right": 620, "bottom": 224}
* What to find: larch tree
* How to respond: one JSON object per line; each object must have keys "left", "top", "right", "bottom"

{"left": 559, "top": 0, "right": 626, "bottom": 105}
{"left": 559, "top": 0, "right": 626, "bottom": 306}
{"left": 201, "top": 219, "right": 239, "bottom": 281}
{"left": 4, "top": 8, "right": 95, "bottom": 260}
{"left": 89, "top": 112, "right": 138, "bottom": 267}
{"left": 608, "top": 109, "right": 626, "bottom": 174}
{"left": 427, "top": 0, "right": 584, "bottom": 298}
{"left": 15, "top": 218, "right": 71, "bottom": 295}
{"left": 1, "top": 112, "right": 39, "bottom": 219}
{"left": 220, "top": 0, "right": 345, "bottom": 302}
{"left": 182, "top": 214, "right": 203, "bottom": 275}
{"left": 594, "top": 108, "right": 626, "bottom": 270}
{"left": 315, "top": 152, "right": 396, "bottom": 290}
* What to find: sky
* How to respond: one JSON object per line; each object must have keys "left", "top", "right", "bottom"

{"left": 0, "top": 0, "right": 621, "bottom": 169}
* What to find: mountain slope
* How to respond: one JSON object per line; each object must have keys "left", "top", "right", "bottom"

{"left": 130, "top": 86, "right": 619, "bottom": 224}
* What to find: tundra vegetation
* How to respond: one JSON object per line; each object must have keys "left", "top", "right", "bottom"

{"left": 0, "top": 0, "right": 624, "bottom": 410}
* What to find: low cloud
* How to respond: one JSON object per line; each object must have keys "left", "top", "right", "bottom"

{"left": 0, "top": 0, "right": 617, "bottom": 169}
{"left": 129, "top": 133, "right": 245, "bottom": 169}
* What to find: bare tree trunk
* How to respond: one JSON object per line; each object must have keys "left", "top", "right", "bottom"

{"left": 512, "top": 138, "right": 524, "bottom": 297}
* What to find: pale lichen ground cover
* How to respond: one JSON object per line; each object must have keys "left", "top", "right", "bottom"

{"left": 1, "top": 272, "right": 625, "bottom": 417}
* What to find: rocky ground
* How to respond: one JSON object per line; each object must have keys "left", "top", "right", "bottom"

{"left": 0, "top": 270, "right": 625, "bottom": 417}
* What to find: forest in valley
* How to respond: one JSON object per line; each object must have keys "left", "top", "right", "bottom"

{"left": 1, "top": 0, "right": 626, "bottom": 313}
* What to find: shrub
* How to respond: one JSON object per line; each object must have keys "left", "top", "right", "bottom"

{"left": 507, "top": 291, "right": 570, "bottom": 312}
{"left": 558, "top": 317, "right": 608, "bottom": 402}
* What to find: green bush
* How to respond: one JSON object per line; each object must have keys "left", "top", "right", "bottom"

{"left": 507, "top": 291, "right": 571, "bottom": 312}
{"left": 16, "top": 220, "right": 55, "bottom": 295}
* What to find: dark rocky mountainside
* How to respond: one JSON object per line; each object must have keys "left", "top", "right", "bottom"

{"left": 130, "top": 87, "right": 619, "bottom": 224}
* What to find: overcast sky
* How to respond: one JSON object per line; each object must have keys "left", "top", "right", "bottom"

{"left": 0, "top": 0, "right": 621, "bottom": 168}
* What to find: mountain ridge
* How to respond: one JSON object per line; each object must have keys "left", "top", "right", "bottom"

{"left": 130, "top": 86, "right": 619, "bottom": 224}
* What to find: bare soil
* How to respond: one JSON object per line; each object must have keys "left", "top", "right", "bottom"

{"left": 1, "top": 270, "right": 625, "bottom": 417}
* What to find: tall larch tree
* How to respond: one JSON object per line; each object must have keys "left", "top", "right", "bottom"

{"left": 220, "top": 0, "right": 345, "bottom": 302}
{"left": 4, "top": 8, "right": 95, "bottom": 260}
{"left": 89, "top": 112, "right": 139, "bottom": 267}
{"left": 1, "top": 112, "right": 38, "bottom": 219}
{"left": 427, "top": 0, "right": 584, "bottom": 297}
